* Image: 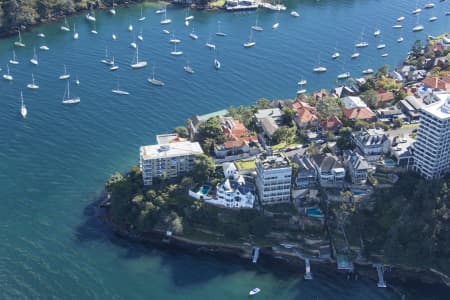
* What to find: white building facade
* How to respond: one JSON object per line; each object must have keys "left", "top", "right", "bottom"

{"left": 140, "top": 141, "right": 204, "bottom": 185}
{"left": 255, "top": 153, "right": 292, "bottom": 205}
{"left": 413, "top": 94, "right": 450, "bottom": 179}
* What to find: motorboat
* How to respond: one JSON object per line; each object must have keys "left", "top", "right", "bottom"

{"left": 37, "top": 33, "right": 45, "bottom": 38}
{"left": 412, "top": 24, "right": 424, "bottom": 31}
{"left": 397, "top": 16, "right": 405, "bottom": 22}
{"left": 351, "top": 52, "right": 360, "bottom": 59}
{"left": 337, "top": 72, "right": 350, "bottom": 79}
{"left": 214, "top": 58, "right": 221, "bottom": 70}
{"left": 313, "top": 66, "right": 327, "bottom": 72}
{"left": 362, "top": 68, "right": 374, "bottom": 75}
{"left": 424, "top": 3, "right": 435, "bottom": 9}
{"left": 332, "top": 52, "right": 340, "bottom": 59}
{"left": 397, "top": 37, "right": 404, "bottom": 43}
{"left": 429, "top": 16, "right": 438, "bottom": 22}
{"left": 376, "top": 43, "right": 386, "bottom": 49}
{"left": 355, "top": 41, "right": 368, "bottom": 48}
{"left": 373, "top": 29, "right": 381, "bottom": 36}
{"left": 392, "top": 24, "right": 403, "bottom": 29}
{"left": 272, "top": 22, "right": 279, "bottom": 30}
{"left": 291, "top": 11, "right": 300, "bottom": 17}
{"left": 20, "top": 92, "right": 27, "bottom": 118}
{"left": 249, "top": 288, "right": 261, "bottom": 296}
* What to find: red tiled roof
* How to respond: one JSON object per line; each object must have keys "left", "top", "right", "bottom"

{"left": 297, "top": 109, "right": 318, "bottom": 124}
{"left": 220, "top": 118, "right": 257, "bottom": 150}
{"left": 376, "top": 92, "right": 395, "bottom": 104}
{"left": 320, "top": 115, "right": 343, "bottom": 130}
{"left": 422, "top": 76, "right": 450, "bottom": 91}
{"left": 343, "top": 107, "right": 376, "bottom": 120}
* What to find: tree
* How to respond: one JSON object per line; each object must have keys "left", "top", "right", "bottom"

{"left": 316, "top": 97, "right": 342, "bottom": 121}
{"left": 376, "top": 64, "right": 390, "bottom": 79}
{"left": 191, "top": 154, "right": 215, "bottom": 182}
{"left": 198, "top": 117, "right": 226, "bottom": 144}
{"left": 173, "top": 126, "right": 189, "bottom": 138}
{"left": 395, "top": 89, "right": 407, "bottom": 102}
{"left": 336, "top": 127, "right": 353, "bottom": 150}
{"left": 165, "top": 212, "right": 183, "bottom": 234}
{"left": 360, "top": 89, "right": 379, "bottom": 109}
{"left": 256, "top": 98, "right": 272, "bottom": 109}
{"left": 393, "top": 117, "right": 403, "bottom": 128}
{"left": 282, "top": 107, "right": 294, "bottom": 125}
{"left": 359, "top": 77, "right": 377, "bottom": 92}
{"left": 272, "top": 126, "right": 295, "bottom": 144}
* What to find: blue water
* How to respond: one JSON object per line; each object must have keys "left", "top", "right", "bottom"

{"left": 1, "top": 0, "right": 450, "bottom": 299}
{"left": 306, "top": 207, "right": 323, "bottom": 217}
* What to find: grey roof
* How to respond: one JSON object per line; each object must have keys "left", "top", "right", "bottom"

{"left": 292, "top": 154, "right": 317, "bottom": 175}
{"left": 260, "top": 117, "right": 279, "bottom": 136}
{"left": 350, "top": 153, "right": 370, "bottom": 170}
{"left": 311, "top": 154, "right": 342, "bottom": 171}
{"left": 353, "top": 129, "right": 388, "bottom": 146}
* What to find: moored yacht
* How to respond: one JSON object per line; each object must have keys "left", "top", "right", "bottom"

{"left": 130, "top": 47, "right": 147, "bottom": 69}
{"left": 337, "top": 72, "right": 350, "bottom": 79}
{"left": 362, "top": 68, "right": 374, "bottom": 75}
{"left": 148, "top": 66, "right": 164, "bottom": 86}
{"left": 27, "top": 73, "right": 39, "bottom": 89}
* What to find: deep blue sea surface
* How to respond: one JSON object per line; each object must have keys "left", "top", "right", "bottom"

{"left": 1, "top": 0, "right": 450, "bottom": 298}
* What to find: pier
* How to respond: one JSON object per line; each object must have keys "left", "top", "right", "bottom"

{"left": 252, "top": 247, "right": 260, "bottom": 263}
{"left": 304, "top": 258, "right": 313, "bottom": 280}
{"left": 374, "top": 264, "right": 387, "bottom": 288}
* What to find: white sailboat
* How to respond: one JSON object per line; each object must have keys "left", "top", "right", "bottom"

{"left": 429, "top": 16, "right": 438, "bottom": 22}
{"left": 214, "top": 58, "right": 221, "bottom": 70}
{"left": 128, "top": 22, "right": 134, "bottom": 32}
{"left": 110, "top": 57, "right": 119, "bottom": 71}
{"left": 130, "top": 46, "right": 147, "bottom": 69}
{"left": 189, "top": 25, "right": 199, "bottom": 40}
{"left": 243, "top": 30, "right": 256, "bottom": 48}
{"left": 148, "top": 66, "right": 165, "bottom": 86}
{"left": 362, "top": 68, "right": 374, "bottom": 75}
{"left": 62, "top": 80, "right": 80, "bottom": 104}
{"left": 381, "top": 53, "right": 389, "bottom": 57}
{"left": 59, "top": 64, "right": 71, "bottom": 80}
{"left": 112, "top": 33, "right": 117, "bottom": 40}
{"left": 331, "top": 46, "right": 340, "bottom": 59}
{"left": 392, "top": 24, "right": 403, "bottom": 29}
{"left": 160, "top": 9, "right": 172, "bottom": 25}
{"left": 37, "top": 33, "right": 45, "bottom": 38}
{"left": 397, "top": 36, "right": 404, "bottom": 43}
{"left": 138, "top": 7, "right": 146, "bottom": 21}
{"left": 337, "top": 72, "right": 351, "bottom": 79}
{"left": 313, "top": 55, "right": 327, "bottom": 72}
{"left": 170, "top": 43, "right": 183, "bottom": 56}
{"left": 184, "top": 60, "right": 194, "bottom": 74}
{"left": 162, "top": 29, "right": 170, "bottom": 35}
{"left": 30, "top": 48, "right": 38, "bottom": 65}
{"left": 291, "top": 10, "right": 300, "bottom": 17}
{"left": 27, "top": 73, "right": 39, "bottom": 89}
{"left": 155, "top": 2, "right": 166, "bottom": 14}
{"left": 412, "top": 0, "right": 422, "bottom": 14}
{"left": 75, "top": 75, "right": 80, "bottom": 85}
{"left": 101, "top": 47, "right": 114, "bottom": 65}
{"left": 39, "top": 42, "right": 50, "bottom": 51}
{"left": 130, "top": 33, "right": 137, "bottom": 49}
{"left": 112, "top": 78, "right": 130, "bottom": 95}
{"left": 110, "top": 1, "right": 117, "bottom": 15}
{"left": 20, "top": 92, "right": 27, "bottom": 118}
{"left": 297, "top": 77, "right": 307, "bottom": 95}
{"left": 351, "top": 46, "right": 360, "bottom": 59}
{"left": 376, "top": 37, "right": 386, "bottom": 49}
{"left": 170, "top": 32, "right": 181, "bottom": 44}
{"left": 252, "top": 14, "right": 263, "bottom": 32}
{"left": 3, "top": 64, "right": 13, "bottom": 81}
{"left": 9, "top": 50, "right": 19, "bottom": 65}
{"left": 216, "top": 21, "right": 227, "bottom": 36}
{"left": 355, "top": 29, "right": 369, "bottom": 48}
{"left": 373, "top": 29, "right": 381, "bottom": 36}
{"left": 397, "top": 16, "right": 405, "bottom": 22}
{"left": 14, "top": 30, "right": 25, "bottom": 47}
{"left": 185, "top": 7, "right": 194, "bottom": 21}
{"left": 73, "top": 24, "right": 79, "bottom": 40}
{"left": 86, "top": 12, "right": 96, "bottom": 22}
{"left": 424, "top": 2, "right": 435, "bottom": 9}
{"left": 249, "top": 288, "right": 261, "bottom": 296}
{"left": 206, "top": 34, "right": 216, "bottom": 49}
{"left": 61, "top": 17, "right": 70, "bottom": 32}
{"left": 91, "top": 22, "right": 98, "bottom": 35}
{"left": 412, "top": 15, "right": 424, "bottom": 31}
{"left": 138, "top": 27, "right": 144, "bottom": 41}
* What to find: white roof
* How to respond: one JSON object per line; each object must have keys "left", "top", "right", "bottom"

{"left": 140, "top": 141, "right": 203, "bottom": 160}
{"left": 341, "top": 96, "right": 367, "bottom": 110}
{"left": 422, "top": 93, "right": 450, "bottom": 120}
{"left": 254, "top": 108, "right": 283, "bottom": 121}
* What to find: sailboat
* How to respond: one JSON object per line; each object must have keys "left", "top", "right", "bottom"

{"left": 216, "top": 21, "right": 227, "bottom": 36}
{"left": 184, "top": 60, "right": 194, "bottom": 74}
{"left": 138, "top": 27, "right": 144, "bottom": 41}
{"left": 297, "top": 77, "right": 307, "bottom": 95}
{"left": 138, "top": 7, "right": 146, "bottom": 21}
{"left": 61, "top": 17, "right": 70, "bottom": 32}
{"left": 162, "top": 29, "right": 170, "bottom": 35}
{"left": 3, "top": 64, "right": 13, "bottom": 81}
{"left": 27, "top": 73, "right": 39, "bottom": 89}
{"left": 185, "top": 7, "right": 194, "bottom": 21}
{"left": 412, "top": 15, "right": 424, "bottom": 31}
{"left": 86, "top": 11, "right": 96, "bottom": 22}
{"left": 214, "top": 50, "right": 221, "bottom": 70}
{"left": 73, "top": 24, "right": 79, "bottom": 40}
{"left": 376, "top": 36, "right": 386, "bottom": 49}
{"left": 313, "top": 55, "right": 327, "bottom": 72}
{"left": 39, "top": 41, "right": 50, "bottom": 51}
{"left": 101, "top": 47, "right": 114, "bottom": 65}
{"left": 148, "top": 66, "right": 165, "bottom": 86}
{"left": 130, "top": 33, "right": 137, "bottom": 49}
{"left": 291, "top": 10, "right": 300, "bottom": 17}
{"left": 170, "top": 44, "right": 183, "bottom": 56}
{"left": 170, "top": 32, "right": 181, "bottom": 44}
{"left": 252, "top": 14, "right": 263, "bottom": 32}
{"left": 9, "top": 50, "right": 19, "bottom": 65}
{"left": 110, "top": 57, "right": 119, "bottom": 71}
{"left": 37, "top": 33, "right": 45, "bottom": 38}
{"left": 110, "top": 1, "right": 117, "bottom": 15}
{"left": 397, "top": 36, "right": 404, "bottom": 43}
{"left": 337, "top": 72, "right": 351, "bottom": 79}
{"left": 91, "top": 22, "right": 98, "bottom": 34}
{"left": 20, "top": 92, "right": 27, "bottom": 118}
{"left": 160, "top": 8, "right": 172, "bottom": 25}
{"left": 272, "top": 13, "right": 280, "bottom": 30}
{"left": 75, "top": 75, "right": 80, "bottom": 85}
{"left": 392, "top": 24, "right": 403, "bottom": 29}
{"left": 189, "top": 25, "right": 199, "bottom": 40}
{"left": 362, "top": 68, "right": 374, "bottom": 75}
{"left": 14, "top": 30, "right": 25, "bottom": 47}
{"left": 128, "top": 21, "right": 134, "bottom": 32}
{"left": 62, "top": 80, "right": 80, "bottom": 104}
{"left": 112, "top": 78, "right": 130, "bottom": 95}
{"left": 351, "top": 50, "right": 360, "bottom": 59}
{"left": 155, "top": 2, "right": 166, "bottom": 14}
{"left": 424, "top": 2, "right": 435, "bottom": 9}
{"left": 373, "top": 28, "right": 381, "bottom": 36}
{"left": 429, "top": 16, "right": 438, "bottom": 22}
{"left": 331, "top": 46, "right": 340, "bottom": 59}
{"left": 412, "top": 0, "right": 422, "bottom": 14}
{"left": 355, "top": 28, "right": 368, "bottom": 47}
{"left": 30, "top": 48, "right": 38, "bottom": 65}
{"left": 397, "top": 16, "right": 405, "bottom": 22}
{"left": 59, "top": 64, "right": 71, "bottom": 80}
{"left": 206, "top": 34, "right": 216, "bottom": 49}
{"left": 112, "top": 33, "right": 117, "bottom": 40}
{"left": 130, "top": 46, "right": 147, "bottom": 69}
{"left": 243, "top": 30, "right": 256, "bottom": 48}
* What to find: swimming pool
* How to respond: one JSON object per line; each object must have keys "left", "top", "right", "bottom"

{"left": 306, "top": 207, "right": 324, "bottom": 218}
{"left": 199, "top": 185, "right": 211, "bottom": 195}
{"left": 352, "top": 190, "right": 368, "bottom": 196}
{"left": 383, "top": 159, "right": 396, "bottom": 167}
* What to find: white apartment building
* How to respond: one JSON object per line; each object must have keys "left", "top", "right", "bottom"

{"left": 255, "top": 153, "right": 292, "bottom": 205}
{"left": 140, "top": 141, "right": 204, "bottom": 185}
{"left": 413, "top": 94, "right": 450, "bottom": 179}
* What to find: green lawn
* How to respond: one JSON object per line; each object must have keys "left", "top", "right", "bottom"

{"left": 209, "top": 0, "right": 226, "bottom": 7}
{"left": 235, "top": 159, "right": 256, "bottom": 171}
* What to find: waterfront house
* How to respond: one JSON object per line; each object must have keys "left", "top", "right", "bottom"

{"left": 291, "top": 154, "right": 317, "bottom": 189}
{"left": 331, "top": 86, "right": 357, "bottom": 98}
{"left": 291, "top": 100, "right": 318, "bottom": 128}
{"left": 254, "top": 108, "right": 284, "bottom": 139}
{"left": 311, "top": 154, "right": 345, "bottom": 187}
{"left": 343, "top": 150, "right": 370, "bottom": 185}
{"left": 189, "top": 109, "right": 229, "bottom": 139}
{"left": 214, "top": 117, "right": 259, "bottom": 158}
{"left": 255, "top": 152, "right": 292, "bottom": 205}
{"left": 352, "top": 128, "right": 389, "bottom": 161}
{"left": 341, "top": 96, "right": 376, "bottom": 121}
{"left": 212, "top": 177, "right": 256, "bottom": 208}
{"left": 140, "top": 141, "right": 204, "bottom": 186}
{"left": 341, "top": 96, "right": 367, "bottom": 110}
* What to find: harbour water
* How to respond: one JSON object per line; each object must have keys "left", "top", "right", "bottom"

{"left": 1, "top": 0, "right": 450, "bottom": 298}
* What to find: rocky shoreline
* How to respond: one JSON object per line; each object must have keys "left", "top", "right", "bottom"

{"left": 97, "top": 196, "right": 450, "bottom": 289}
